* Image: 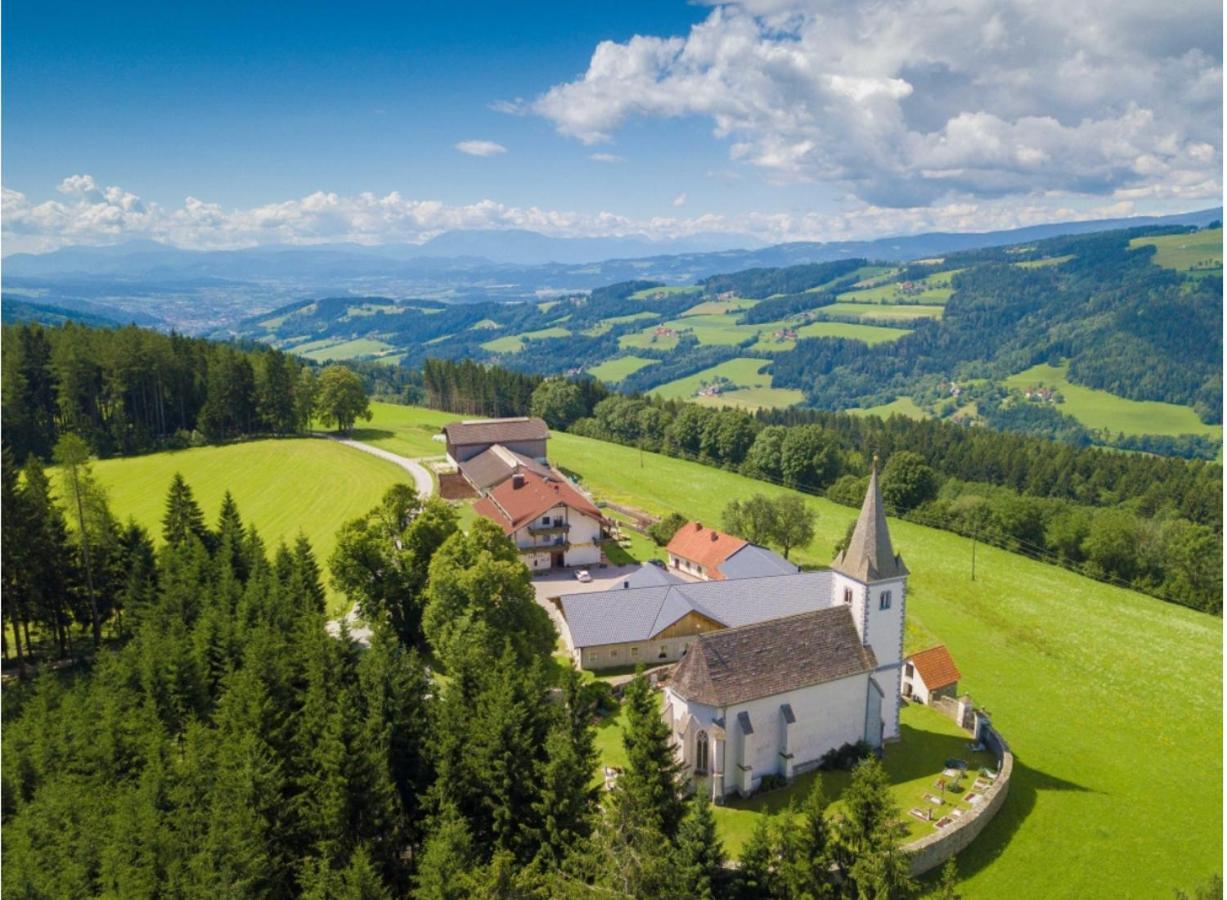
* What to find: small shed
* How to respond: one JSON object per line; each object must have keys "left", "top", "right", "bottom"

{"left": 902, "top": 644, "right": 961, "bottom": 704}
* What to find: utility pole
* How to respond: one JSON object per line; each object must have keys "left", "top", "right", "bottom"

{"left": 971, "top": 511, "right": 980, "bottom": 582}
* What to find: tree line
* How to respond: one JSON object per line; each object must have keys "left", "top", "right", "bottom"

{"left": 2, "top": 322, "right": 376, "bottom": 463}
{"left": 3, "top": 472, "right": 923, "bottom": 897}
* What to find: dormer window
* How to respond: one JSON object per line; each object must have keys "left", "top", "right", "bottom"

{"left": 879, "top": 590, "right": 892, "bottom": 610}
{"left": 843, "top": 587, "right": 853, "bottom": 605}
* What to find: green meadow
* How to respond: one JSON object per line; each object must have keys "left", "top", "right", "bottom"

{"left": 849, "top": 396, "right": 931, "bottom": 420}
{"left": 679, "top": 298, "right": 757, "bottom": 316}
{"left": 819, "top": 301, "right": 945, "bottom": 321}
{"left": 629, "top": 285, "right": 703, "bottom": 300}
{"left": 480, "top": 326, "right": 571, "bottom": 353}
{"left": 1130, "top": 227, "right": 1222, "bottom": 273}
{"left": 587, "top": 355, "right": 660, "bottom": 383}
{"left": 581, "top": 311, "right": 660, "bottom": 336}
{"left": 751, "top": 320, "right": 912, "bottom": 351}
{"left": 1004, "top": 362, "right": 1221, "bottom": 439}
{"left": 292, "top": 336, "right": 395, "bottom": 361}
{"left": 1014, "top": 254, "right": 1075, "bottom": 269}
{"left": 650, "top": 357, "right": 799, "bottom": 409}
{"left": 54, "top": 438, "right": 410, "bottom": 615}
{"left": 618, "top": 329, "right": 680, "bottom": 351}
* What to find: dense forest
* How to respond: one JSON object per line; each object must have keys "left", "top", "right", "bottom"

{"left": 3, "top": 466, "right": 919, "bottom": 897}
{"left": 419, "top": 358, "right": 1222, "bottom": 612}
{"left": 771, "top": 230, "right": 1223, "bottom": 422}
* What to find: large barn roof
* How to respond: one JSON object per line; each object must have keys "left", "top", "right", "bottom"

{"left": 442, "top": 416, "right": 549, "bottom": 446}
{"left": 669, "top": 606, "right": 877, "bottom": 707}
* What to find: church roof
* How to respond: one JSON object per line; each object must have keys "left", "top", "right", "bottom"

{"left": 669, "top": 606, "right": 877, "bottom": 707}
{"left": 560, "top": 571, "right": 833, "bottom": 648}
{"left": 831, "top": 461, "right": 908, "bottom": 582}
{"left": 907, "top": 644, "right": 961, "bottom": 690}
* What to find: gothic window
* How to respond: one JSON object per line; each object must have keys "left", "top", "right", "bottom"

{"left": 695, "top": 731, "right": 709, "bottom": 773}
{"left": 879, "top": 590, "right": 892, "bottom": 610}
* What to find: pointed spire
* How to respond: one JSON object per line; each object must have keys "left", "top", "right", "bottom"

{"left": 832, "top": 456, "right": 908, "bottom": 582}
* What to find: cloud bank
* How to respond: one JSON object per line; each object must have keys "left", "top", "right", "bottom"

{"left": 532, "top": 0, "right": 1222, "bottom": 208}
{"left": 454, "top": 139, "right": 508, "bottom": 157}
{"left": 4, "top": 173, "right": 1203, "bottom": 255}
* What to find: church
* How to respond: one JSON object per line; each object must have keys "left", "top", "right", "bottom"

{"left": 661, "top": 463, "right": 908, "bottom": 800}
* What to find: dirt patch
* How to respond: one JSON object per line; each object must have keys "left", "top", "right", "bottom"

{"left": 438, "top": 472, "right": 476, "bottom": 499}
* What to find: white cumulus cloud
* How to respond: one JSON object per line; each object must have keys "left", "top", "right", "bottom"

{"left": 530, "top": 0, "right": 1222, "bottom": 208}
{"left": 455, "top": 139, "right": 508, "bottom": 157}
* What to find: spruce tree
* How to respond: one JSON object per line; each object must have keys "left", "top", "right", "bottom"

{"left": 937, "top": 856, "right": 960, "bottom": 900}
{"left": 675, "top": 789, "right": 725, "bottom": 900}
{"left": 616, "top": 671, "right": 687, "bottom": 839}
{"left": 738, "top": 813, "right": 778, "bottom": 900}
{"left": 778, "top": 780, "right": 834, "bottom": 899}
{"left": 162, "top": 473, "right": 211, "bottom": 550}
{"left": 414, "top": 803, "right": 476, "bottom": 900}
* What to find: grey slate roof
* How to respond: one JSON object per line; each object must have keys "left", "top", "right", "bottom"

{"left": 457, "top": 444, "right": 552, "bottom": 492}
{"left": 620, "top": 562, "right": 689, "bottom": 589}
{"left": 831, "top": 462, "right": 908, "bottom": 582}
{"left": 669, "top": 606, "right": 878, "bottom": 707}
{"left": 560, "top": 571, "right": 833, "bottom": 648}
{"left": 720, "top": 544, "right": 799, "bottom": 580}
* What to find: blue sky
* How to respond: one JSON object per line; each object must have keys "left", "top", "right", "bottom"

{"left": 2, "top": 0, "right": 1222, "bottom": 252}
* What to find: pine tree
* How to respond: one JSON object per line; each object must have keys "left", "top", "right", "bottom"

{"left": 737, "top": 813, "right": 778, "bottom": 900}
{"left": 54, "top": 433, "right": 103, "bottom": 646}
{"left": 215, "top": 490, "right": 247, "bottom": 582}
{"left": 414, "top": 803, "right": 476, "bottom": 900}
{"left": 616, "top": 672, "right": 687, "bottom": 839}
{"left": 292, "top": 533, "right": 327, "bottom": 613}
{"left": 839, "top": 757, "right": 914, "bottom": 899}
{"left": 162, "top": 473, "right": 211, "bottom": 550}
{"left": 676, "top": 789, "right": 724, "bottom": 900}
{"left": 778, "top": 780, "right": 834, "bottom": 899}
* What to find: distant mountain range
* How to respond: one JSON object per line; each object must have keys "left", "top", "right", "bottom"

{"left": 3, "top": 207, "right": 1220, "bottom": 333}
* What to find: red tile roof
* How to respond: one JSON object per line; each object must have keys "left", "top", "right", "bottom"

{"left": 473, "top": 469, "right": 603, "bottom": 534}
{"left": 666, "top": 522, "right": 747, "bottom": 580}
{"left": 908, "top": 645, "right": 961, "bottom": 690}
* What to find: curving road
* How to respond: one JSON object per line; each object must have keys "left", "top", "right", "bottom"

{"left": 316, "top": 432, "right": 436, "bottom": 646}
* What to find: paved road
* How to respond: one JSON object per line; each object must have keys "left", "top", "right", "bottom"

{"left": 313, "top": 432, "right": 434, "bottom": 499}
{"left": 317, "top": 433, "right": 435, "bottom": 646}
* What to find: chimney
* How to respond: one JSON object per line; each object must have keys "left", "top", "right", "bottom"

{"left": 623, "top": 581, "right": 629, "bottom": 590}
{"left": 512, "top": 472, "right": 525, "bottom": 489}
{"left": 710, "top": 531, "right": 718, "bottom": 542}
{"left": 694, "top": 522, "right": 703, "bottom": 531}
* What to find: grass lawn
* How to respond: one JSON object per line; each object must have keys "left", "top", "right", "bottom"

{"left": 587, "top": 355, "right": 660, "bottom": 383}
{"left": 651, "top": 357, "right": 777, "bottom": 401}
{"left": 1129, "top": 227, "right": 1222, "bottom": 273}
{"left": 296, "top": 337, "right": 394, "bottom": 361}
{"left": 656, "top": 313, "right": 757, "bottom": 346}
{"left": 679, "top": 298, "right": 757, "bottom": 317}
{"left": 481, "top": 326, "right": 571, "bottom": 353}
{"left": 1014, "top": 254, "right": 1075, "bottom": 269}
{"left": 1004, "top": 362, "right": 1222, "bottom": 439}
{"left": 819, "top": 302, "right": 945, "bottom": 321}
{"left": 629, "top": 285, "right": 703, "bottom": 300}
{"left": 55, "top": 438, "right": 410, "bottom": 616}
{"left": 350, "top": 401, "right": 456, "bottom": 457}
{"left": 582, "top": 311, "right": 661, "bottom": 336}
{"left": 748, "top": 320, "right": 911, "bottom": 353}
{"left": 619, "top": 330, "right": 680, "bottom": 351}
{"left": 695, "top": 386, "right": 805, "bottom": 411}
{"left": 531, "top": 425, "right": 1222, "bottom": 899}
{"left": 848, "top": 396, "right": 931, "bottom": 420}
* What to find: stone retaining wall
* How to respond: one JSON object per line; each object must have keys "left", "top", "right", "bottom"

{"left": 903, "top": 719, "right": 1013, "bottom": 877}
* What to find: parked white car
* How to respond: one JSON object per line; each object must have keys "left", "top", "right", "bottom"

{"left": 575, "top": 570, "right": 592, "bottom": 583}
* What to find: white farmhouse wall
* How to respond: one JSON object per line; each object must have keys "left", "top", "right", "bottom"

{"left": 511, "top": 503, "right": 603, "bottom": 570}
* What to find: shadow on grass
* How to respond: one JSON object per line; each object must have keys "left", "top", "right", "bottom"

{"left": 347, "top": 428, "right": 397, "bottom": 442}
{"left": 603, "top": 541, "right": 641, "bottom": 566}
{"left": 943, "top": 752, "right": 1097, "bottom": 884}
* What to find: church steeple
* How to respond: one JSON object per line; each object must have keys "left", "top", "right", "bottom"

{"left": 832, "top": 457, "right": 908, "bottom": 582}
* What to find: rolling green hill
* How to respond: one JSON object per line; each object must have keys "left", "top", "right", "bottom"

{"left": 54, "top": 438, "right": 410, "bottom": 615}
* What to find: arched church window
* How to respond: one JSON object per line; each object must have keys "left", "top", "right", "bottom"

{"left": 695, "top": 731, "right": 709, "bottom": 773}
{"left": 879, "top": 590, "right": 892, "bottom": 610}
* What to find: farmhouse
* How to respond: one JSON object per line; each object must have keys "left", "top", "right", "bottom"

{"left": 666, "top": 521, "right": 797, "bottom": 581}
{"left": 473, "top": 469, "right": 607, "bottom": 570}
{"left": 660, "top": 464, "right": 908, "bottom": 798}
{"left": 442, "top": 416, "right": 549, "bottom": 464}
{"left": 902, "top": 645, "right": 961, "bottom": 704}
{"left": 457, "top": 442, "right": 553, "bottom": 494}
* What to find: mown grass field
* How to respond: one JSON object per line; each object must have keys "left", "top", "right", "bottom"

{"left": 1005, "top": 362, "right": 1221, "bottom": 439}
{"left": 529, "top": 424, "right": 1221, "bottom": 899}
{"left": 838, "top": 269, "right": 960, "bottom": 305}
{"left": 1130, "top": 227, "right": 1222, "bottom": 273}
{"left": 619, "top": 329, "right": 680, "bottom": 351}
{"left": 292, "top": 337, "right": 395, "bottom": 361}
{"left": 481, "top": 326, "right": 571, "bottom": 353}
{"left": 587, "top": 355, "right": 659, "bottom": 383}
{"left": 1014, "top": 254, "right": 1074, "bottom": 269}
{"left": 650, "top": 357, "right": 803, "bottom": 410}
{"left": 55, "top": 438, "right": 410, "bottom": 615}
{"left": 582, "top": 311, "right": 660, "bottom": 336}
{"left": 819, "top": 301, "right": 945, "bottom": 321}
{"left": 629, "top": 285, "right": 702, "bottom": 300}
{"left": 751, "top": 320, "right": 912, "bottom": 352}
{"left": 849, "top": 396, "right": 931, "bottom": 420}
